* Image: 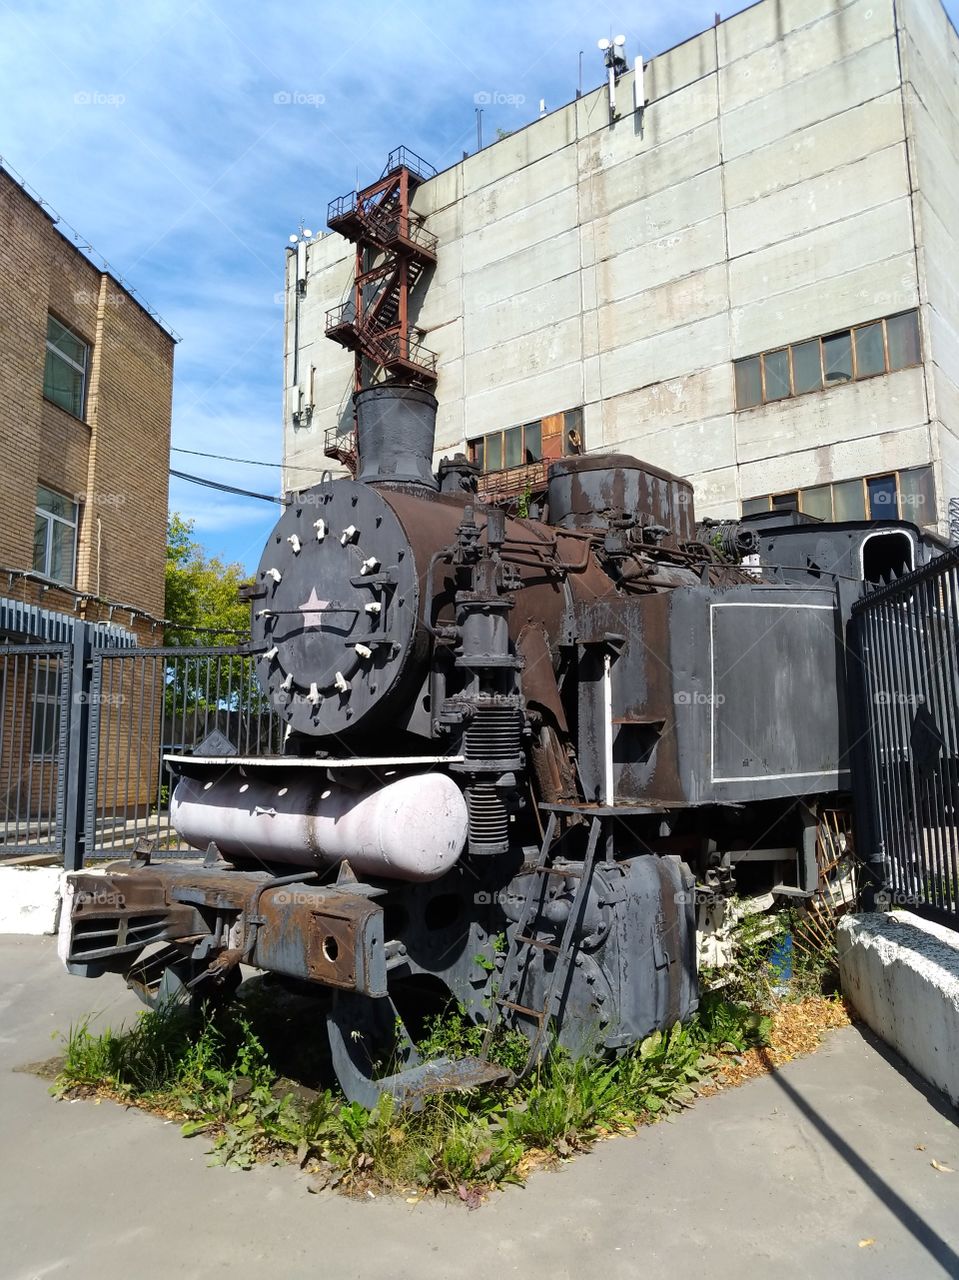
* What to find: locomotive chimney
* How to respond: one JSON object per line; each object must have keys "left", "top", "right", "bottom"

{"left": 354, "top": 384, "right": 439, "bottom": 490}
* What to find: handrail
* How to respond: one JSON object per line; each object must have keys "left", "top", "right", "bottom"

{"left": 382, "top": 146, "right": 437, "bottom": 181}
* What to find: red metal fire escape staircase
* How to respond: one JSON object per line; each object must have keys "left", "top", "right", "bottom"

{"left": 324, "top": 148, "right": 438, "bottom": 469}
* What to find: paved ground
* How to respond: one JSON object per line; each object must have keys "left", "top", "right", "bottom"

{"left": 1, "top": 935, "right": 958, "bottom": 1280}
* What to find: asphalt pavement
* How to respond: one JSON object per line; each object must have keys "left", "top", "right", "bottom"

{"left": 1, "top": 934, "right": 957, "bottom": 1280}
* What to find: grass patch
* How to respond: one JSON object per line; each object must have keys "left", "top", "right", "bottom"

{"left": 53, "top": 907, "right": 848, "bottom": 1201}
{"left": 52, "top": 985, "right": 799, "bottom": 1199}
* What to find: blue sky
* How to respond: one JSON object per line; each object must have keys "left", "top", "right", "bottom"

{"left": 2, "top": 0, "right": 957, "bottom": 573}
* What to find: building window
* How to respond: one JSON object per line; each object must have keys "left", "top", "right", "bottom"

{"left": 33, "top": 486, "right": 79, "bottom": 585}
{"left": 468, "top": 408, "right": 581, "bottom": 473}
{"left": 31, "top": 661, "right": 61, "bottom": 759}
{"left": 742, "top": 465, "right": 936, "bottom": 526}
{"left": 43, "top": 315, "right": 89, "bottom": 418}
{"left": 734, "top": 310, "right": 921, "bottom": 410}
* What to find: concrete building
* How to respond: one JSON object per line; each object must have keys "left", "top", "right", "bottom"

{"left": 284, "top": 0, "right": 959, "bottom": 538}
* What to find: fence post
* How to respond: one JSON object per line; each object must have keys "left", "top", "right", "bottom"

{"left": 846, "top": 602, "right": 885, "bottom": 911}
{"left": 63, "top": 622, "right": 94, "bottom": 871}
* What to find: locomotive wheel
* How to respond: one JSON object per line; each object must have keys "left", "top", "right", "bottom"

{"left": 326, "top": 990, "right": 424, "bottom": 1110}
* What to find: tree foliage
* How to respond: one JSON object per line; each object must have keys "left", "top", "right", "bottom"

{"left": 164, "top": 514, "right": 251, "bottom": 644}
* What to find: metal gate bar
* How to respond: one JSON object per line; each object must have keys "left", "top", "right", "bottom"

{"left": 84, "top": 645, "right": 281, "bottom": 860}
{"left": 0, "top": 643, "right": 71, "bottom": 858}
{"left": 852, "top": 545, "right": 959, "bottom": 926}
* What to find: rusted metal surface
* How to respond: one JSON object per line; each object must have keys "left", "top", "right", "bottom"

{"left": 547, "top": 454, "right": 696, "bottom": 546}
{"left": 61, "top": 863, "right": 388, "bottom": 996}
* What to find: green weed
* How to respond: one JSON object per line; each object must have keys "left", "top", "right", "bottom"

{"left": 54, "top": 991, "right": 773, "bottom": 1197}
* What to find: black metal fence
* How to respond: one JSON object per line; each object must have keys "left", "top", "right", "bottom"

{"left": 84, "top": 644, "right": 282, "bottom": 861}
{"left": 0, "top": 627, "right": 280, "bottom": 867}
{"left": 852, "top": 545, "right": 959, "bottom": 926}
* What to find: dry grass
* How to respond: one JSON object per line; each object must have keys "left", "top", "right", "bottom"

{"left": 703, "top": 996, "right": 852, "bottom": 1093}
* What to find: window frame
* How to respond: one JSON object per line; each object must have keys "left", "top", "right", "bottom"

{"left": 734, "top": 310, "right": 922, "bottom": 411}
{"left": 43, "top": 315, "right": 90, "bottom": 420}
{"left": 743, "top": 465, "right": 935, "bottom": 527}
{"left": 468, "top": 420, "right": 545, "bottom": 473}
{"left": 33, "top": 486, "right": 80, "bottom": 586}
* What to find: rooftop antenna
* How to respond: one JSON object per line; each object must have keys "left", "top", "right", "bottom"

{"left": 289, "top": 223, "right": 314, "bottom": 295}
{"left": 475, "top": 106, "right": 483, "bottom": 150}
{"left": 598, "top": 33, "right": 627, "bottom": 122}
{"left": 577, "top": 49, "right": 583, "bottom": 98}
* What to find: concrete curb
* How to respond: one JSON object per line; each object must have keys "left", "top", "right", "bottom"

{"left": 0, "top": 865, "right": 62, "bottom": 935}
{"left": 838, "top": 910, "right": 959, "bottom": 1107}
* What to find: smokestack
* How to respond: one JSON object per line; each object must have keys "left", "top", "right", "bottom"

{"left": 354, "top": 385, "right": 439, "bottom": 489}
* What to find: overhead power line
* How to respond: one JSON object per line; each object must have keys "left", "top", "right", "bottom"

{"left": 171, "top": 446, "right": 331, "bottom": 474}
{"left": 169, "top": 468, "right": 282, "bottom": 504}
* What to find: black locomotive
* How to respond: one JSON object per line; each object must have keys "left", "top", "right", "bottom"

{"left": 60, "top": 385, "right": 940, "bottom": 1105}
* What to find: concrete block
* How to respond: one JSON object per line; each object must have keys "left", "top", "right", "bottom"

{"left": 603, "top": 366, "right": 734, "bottom": 445}
{"left": 726, "top": 143, "right": 911, "bottom": 260}
{"left": 839, "top": 910, "right": 959, "bottom": 1106}
{"left": 723, "top": 92, "right": 905, "bottom": 209}
{"left": 464, "top": 228, "right": 580, "bottom": 306}
{"left": 464, "top": 270, "right": 582, "bottom": 354}
{"left": 718, "top": 0, "right": 881, "bottom": 66}
{"left": 735, "top": 365, "right": 929, "bottom": 465}
{"left": 921, "top": 298, "right": 959, "bottom": 394}
{"left": 579, "top": 122, "right": 721, "bottom": 223}
{"left": 591, "top": 216, "right": 727, "bottom": 306}
{"left": 462, "top": 147, "right": 577, "bottom": 234}
{"left": 462, "top": 186, "right": 579, "bottom": 275}
{"left": 463, "top": 316, "right": 580, "bottom": 397}
{"left": 0, "top": 867, "right": 61, "bottom": 935}
{"left": 590, "top": 167, "right": 724, "bottom": 265}
{"left": 898, "top": 0, "right": 959, "bottom": 109}
{"left": 599, "top": 311, "right": 730, "bottom": 400}
{"left": 720, "top": 0, "right": 893, "bottom": 114}
{"left": 729, "top": 198, "right": 915, "bottom": 310}
{"left": 738, "top": 420, "right": 932, "bottom": 497}
{"left": 624, "top": 412, "right": 738, "bottom": 478}
{"left": 732, "top": 250, "right": 920, "bottom": 357}
{"left": 721, "top": 38, "right": 902, "bottom": 160}
{"left": 425, "top": 307, "right": 463, "bottom": 356}
{"left": 688, "top": 464, "right": 741, "bottom": 514}
{"left": 596, "top": 263, "right": 729, "bottom": 353}
{"left": 644, "top": 30, "right": 717, "bottom": 102}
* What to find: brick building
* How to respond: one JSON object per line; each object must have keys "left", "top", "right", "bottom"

{"left": 0, "top": 164, "right": 176, "bottom": 833}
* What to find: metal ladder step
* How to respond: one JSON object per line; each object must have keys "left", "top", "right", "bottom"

{"left": 481, "top": 814, "right": 602, "bottom": 1076}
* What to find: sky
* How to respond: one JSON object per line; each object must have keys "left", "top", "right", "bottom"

{"left": 2, "top": 0, "right": 958, "bottom": 574}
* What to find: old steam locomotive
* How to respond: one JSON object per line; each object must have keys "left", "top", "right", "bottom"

{"left": 60, "top": 386, "right": 939, "bottom": 1104}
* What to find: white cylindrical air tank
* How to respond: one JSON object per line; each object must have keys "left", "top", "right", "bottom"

{"left": 170, "top": 770, "right": 468, "bottom": 882}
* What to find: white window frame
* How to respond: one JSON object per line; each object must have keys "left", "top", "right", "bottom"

{"left": 34, "top": 488, "right": 79, "bottom": 586}
{"left": 44, "top": 316, "right": 89, "bottom": 418}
